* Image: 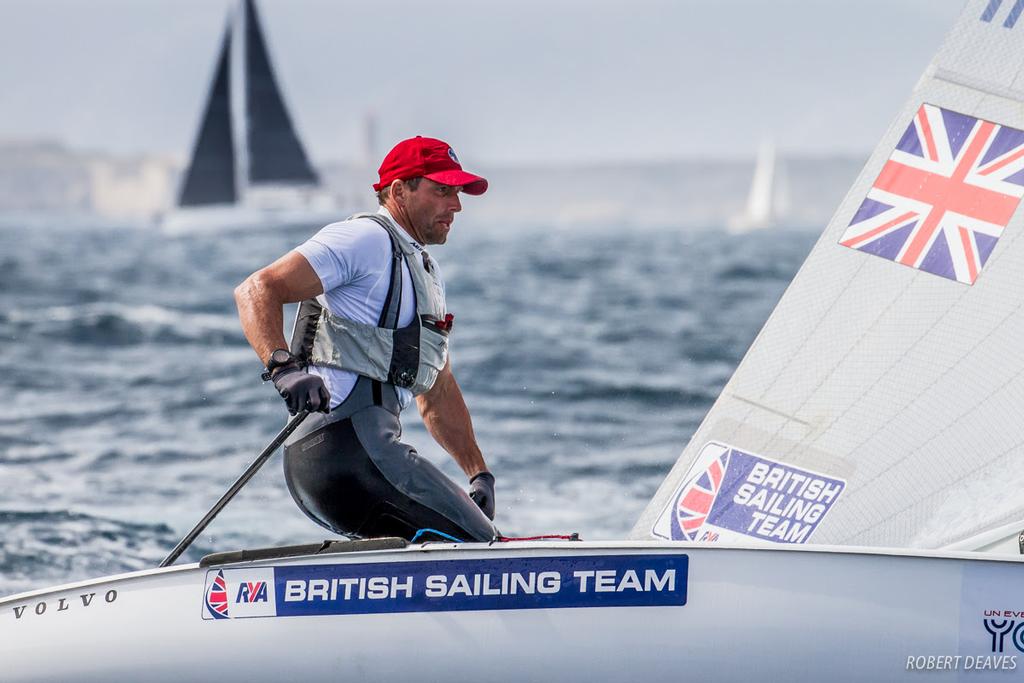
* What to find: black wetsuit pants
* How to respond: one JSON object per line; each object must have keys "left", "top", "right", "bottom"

{"left": 282, "top": 376, "right": 496, "bottom": 542}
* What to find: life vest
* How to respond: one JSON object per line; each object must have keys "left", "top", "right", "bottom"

{"left": 289, "top": 213, "right": 452, "bottom": 396}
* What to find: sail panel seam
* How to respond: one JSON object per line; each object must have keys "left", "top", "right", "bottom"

{"left": 932, "top": 67, "right": 1024, "bottom": 104}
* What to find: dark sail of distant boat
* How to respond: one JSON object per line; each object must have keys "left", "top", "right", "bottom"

{"left": 176, "top": 0, "right": 319, "bottom": 208}
{"left": 178, "top": 26, "right": 237, "bottom": 207}
{"left": 244, "top": 0, "right": 318, "bottom": 186}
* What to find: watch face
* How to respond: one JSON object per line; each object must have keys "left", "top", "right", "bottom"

{"left": 270, "top": 349, "right": 292, "bottom": 366}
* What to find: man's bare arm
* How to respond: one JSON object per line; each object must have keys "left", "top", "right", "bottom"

{"left": 416, "top": 360, "right": 489, "bottom": 480}
{"left": 234, "top": 251, "right": 323, "bottom": 365}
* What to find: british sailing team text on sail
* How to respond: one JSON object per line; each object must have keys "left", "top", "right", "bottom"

{"left": 732, "top": 462, "right": 844, "bottom": 542}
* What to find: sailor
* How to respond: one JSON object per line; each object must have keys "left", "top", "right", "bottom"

{"left": 234, "top": 136, "right": 497, "bottom": 542}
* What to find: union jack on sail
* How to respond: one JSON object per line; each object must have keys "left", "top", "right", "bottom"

{"left": 672, "top": 450, "right": 730, "bottom": 541}
{"left": 840, "top": 103, "right": 1024, "bottom": 284}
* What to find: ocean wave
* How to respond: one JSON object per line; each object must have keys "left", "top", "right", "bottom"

{"left": 717, "top": 263, "right": 780, "bottom": 281}
{"left": 532, "top": 377, "right": 716, "bottom": 407}
{"left": 0, "top": 446, "right": 75, "bottom": 465}
{"left": 5, "top": 303, "right": 243, "bottom": 347}
{"left": 0, "top": 509, "right": 176, "bottom": 598}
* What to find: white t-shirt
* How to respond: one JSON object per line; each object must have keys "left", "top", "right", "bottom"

{"left": 294, "top": 207, "right": 442, "bottom": 410}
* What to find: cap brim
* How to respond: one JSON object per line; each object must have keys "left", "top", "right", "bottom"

{"left": 423, "top": 169, "right": 488, "bottom": 195}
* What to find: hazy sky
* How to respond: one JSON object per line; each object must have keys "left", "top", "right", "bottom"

{"left": 0, "top": 0, "right": 963, "bottom": 165}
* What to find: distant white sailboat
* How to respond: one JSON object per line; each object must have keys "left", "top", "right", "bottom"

{"left": 727, "top": 140, "right": 786, "bottom": 233}
{"left": 161, "top": 0, "right": 339, "bottom": 234}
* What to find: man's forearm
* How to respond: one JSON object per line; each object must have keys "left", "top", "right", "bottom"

{"left": 234, "top": 272, "right": 289, "bottom": 365}
{"left": 234, "top": 252, "right": 325, "bottom": 365}
{"left": 418, "top": 369, "right": 488, "bottom": 479}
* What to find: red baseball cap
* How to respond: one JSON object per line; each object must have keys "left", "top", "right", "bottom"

{"left": 373, "top": 136, "right": 488, "bottom": 195}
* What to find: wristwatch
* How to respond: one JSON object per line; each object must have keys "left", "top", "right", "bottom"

{"left": 261, "top": 349, "right": 296, "bottom": 381}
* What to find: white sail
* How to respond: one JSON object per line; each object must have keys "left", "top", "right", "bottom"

{"left": 728, "top": 140, "right": 778, "bottom": 232}
{"left": 633, "top": 0, "right": 1024, "bottom": 550}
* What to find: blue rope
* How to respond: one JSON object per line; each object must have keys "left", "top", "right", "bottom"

{"left": 411, "top": 528, "right": 464, "bottom": 543}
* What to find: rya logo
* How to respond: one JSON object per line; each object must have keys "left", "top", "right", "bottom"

{"left": 236, "top": 581, "right": 269, "bottom": 604}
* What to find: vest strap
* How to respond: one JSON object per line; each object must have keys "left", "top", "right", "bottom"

{"left": 361, "top": 213, "right": 405, "bottom": 330}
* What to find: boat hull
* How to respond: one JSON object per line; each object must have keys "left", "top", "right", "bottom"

{"left": 2, "top": 541, "right": 1021, "bottom": 682}
{"left": 159, "top": 200, "right": 343, "bottom": 236}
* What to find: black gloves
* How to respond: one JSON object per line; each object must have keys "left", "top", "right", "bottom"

{"left": 272, "top": 366, "right": 331, "bottom": 414}
{"left": 469, "top": 471, "right": 496, "bottom": 520}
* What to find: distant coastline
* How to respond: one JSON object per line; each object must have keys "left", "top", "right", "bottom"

{"left": 0, "top": 139, "right": 865, "bottom": 230}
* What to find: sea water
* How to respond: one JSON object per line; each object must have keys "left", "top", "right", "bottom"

{"left": 0, "top": 219, "right": 814, "bottom": 596}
